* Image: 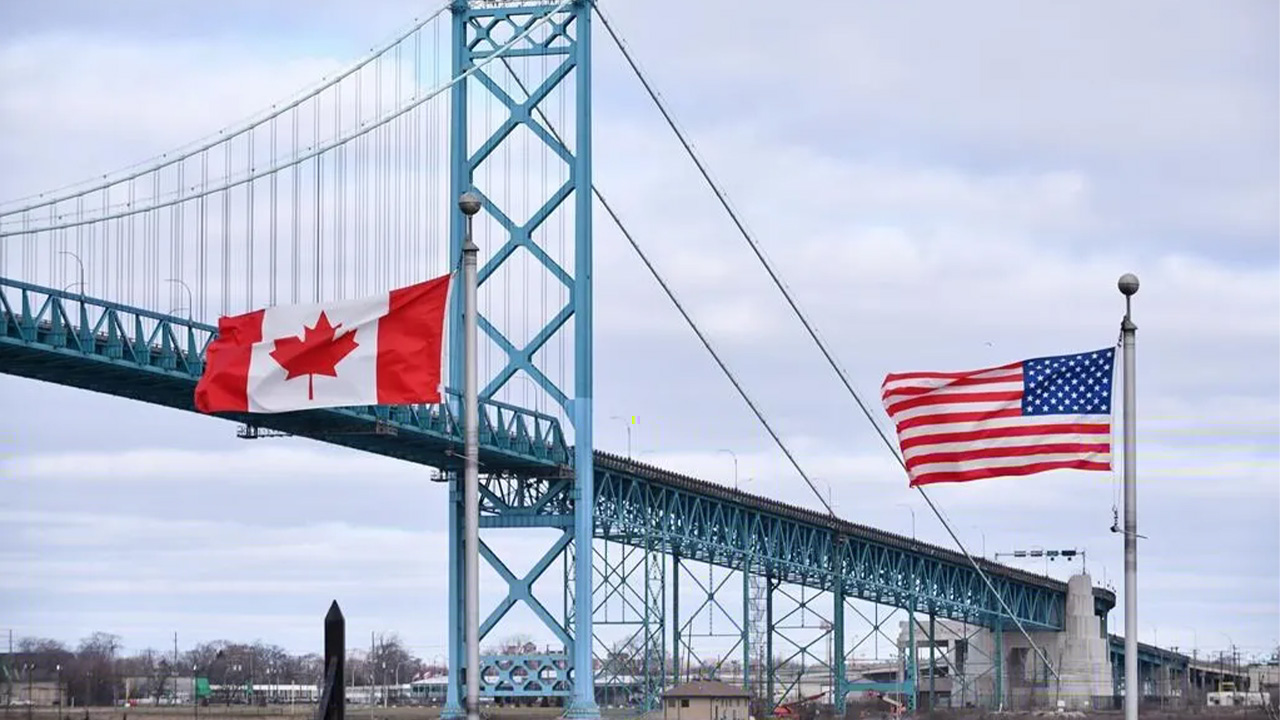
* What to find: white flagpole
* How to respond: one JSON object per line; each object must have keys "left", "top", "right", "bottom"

{"left": 459, "top": 192, "right": 482, "bottom": 720}
{"left": 1118, "top": 272, "right": 1140, "bottom": 720}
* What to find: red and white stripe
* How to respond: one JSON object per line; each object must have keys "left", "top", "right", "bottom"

{"left": 881, "top": 362, "right": 1111, "bottom": 487}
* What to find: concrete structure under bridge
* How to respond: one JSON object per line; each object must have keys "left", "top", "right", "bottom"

{"left": 884, "top": 573, "right": 1111, "bottom": 711}
{"left": 881, "top": 572, "right": 1252, "bottom": 712}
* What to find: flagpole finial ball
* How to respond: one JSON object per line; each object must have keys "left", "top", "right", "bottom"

{"left": 458, "top": 192, "right": 482, "bottom": 217}
{"left": 1117, "top": 273, "right": 1139, "bottom": 297}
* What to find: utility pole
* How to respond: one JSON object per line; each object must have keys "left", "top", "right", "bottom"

{"left": 1118, "top": 272, "right": 1140, "bottom": 720}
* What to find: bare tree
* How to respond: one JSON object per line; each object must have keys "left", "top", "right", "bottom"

{"left": 370, "top": 634, "right": 422, "bottom": 690}
{"left": 73, "top": 632, "right": 123, "bottom": 706}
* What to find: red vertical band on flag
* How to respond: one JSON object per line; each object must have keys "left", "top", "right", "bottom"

{"left": 194, "top": 309, "right": 265, "bottom": 413}
{"left": 377, "top": 274, "right": 451, "bottom": 405}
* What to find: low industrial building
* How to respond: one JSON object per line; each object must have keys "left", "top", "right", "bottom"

{"left": 662, "top": 680, "right": 750, "bottom": 720}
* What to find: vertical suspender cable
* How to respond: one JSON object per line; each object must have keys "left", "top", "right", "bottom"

{"left": 174, "top": 164, "right": 182, "bottom": 314}
{"left": 221, "top": 141, "right": 231, "bottom": 315}
{"left": 375, "top": 54, "right": 383, "bottom": 291}
{"left": 152, "top": 171, "right": 160, "bottom": 309}
{"left": 247, "top": 129, "right": 255, "bottom": 309}
{"left": 199, "top": 152, "right": 208, "bottom": 317}
{"left": 315, "top": 96, "right": 322, "bottom": 302}
{"left": 395, "top": 42, "right": 403, "bottom": 288}
{"left": 355, "top": 69, "right": 364, "bottom": 297}
{"left": 335, "top": 84, "right": 343, "bottom": 298}
{"left": 271, "top": 116, "right": 278, "bottom": 306}
{"left": 292, "top": 107, "right": 300, "bottom": 303}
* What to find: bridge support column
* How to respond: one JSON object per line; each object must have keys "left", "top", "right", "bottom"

{"left": 833, "top": 577, "right": 846, "bottom": 717}
{"left": 644, "top": 533, "right": 666, "bottom": 712}
{"left": 672, "top": 552, "right": 681, "bottom": 686}
{"left": 907, "top": 602, "right": 917, "bottom": 713}
{"left": 994, "top": 621, "right": 1004, "bottom": 711}
{"left": 565, "top": 2, "right": 597, "bottom": 714}
{"left": 742, "top": 557, "right": 750, "bottom": 694}
{"left": 765, "top": 575, "right": 775, "bottom": 714}
{"left": 928, "top": 613, "right": 936, "bottom": 713}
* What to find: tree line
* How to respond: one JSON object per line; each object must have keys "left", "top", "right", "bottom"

{"left": 3, "top": 632, "right": 434, "bottom": 707}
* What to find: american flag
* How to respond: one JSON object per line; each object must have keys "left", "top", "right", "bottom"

{"left": 881, "top": 348, "right": 1116, "bottom": 487}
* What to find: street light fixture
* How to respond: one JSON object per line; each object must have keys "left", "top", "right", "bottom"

{"left": 969, "top": 526, "right": 987, "bottom": 559}
{"left": 817, "top": 477, "right": 835, "bottom": 512}
{"left": 609, "top": 415, "right": 634, "bottom": 458}
{"left": 716, "top": 449, "right": 738, "bottom": 490}
{"left": 165, "top": 279, "right": 195, "bottom": 321}
{"left": 58, "top": 251, "right": 86, "bottom": 295}
{"left": 895, "top": 503, "right": 916, "bottom": 540}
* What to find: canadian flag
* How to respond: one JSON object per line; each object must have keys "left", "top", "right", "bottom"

{"left": 195, "top": 275, "right": 451, "bottom": 414}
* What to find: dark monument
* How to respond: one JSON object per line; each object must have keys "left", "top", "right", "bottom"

{"left": 317, "top": 601, "right": 345, "bottom": 720}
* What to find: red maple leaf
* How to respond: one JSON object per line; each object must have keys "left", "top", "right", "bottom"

{"left": 269, "top": 311, "right": 360, "bottom": 400}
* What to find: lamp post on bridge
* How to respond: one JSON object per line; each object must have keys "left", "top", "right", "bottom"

{"left": 58, "top": 251, "right": 88, "bottom": 336}
{"left": 717, "top": 448, "right": 738, "bottom": 490}
{"left": 969, "top": 526, "right": 987, "bottom": 559}
{"left": 610, "top": 415, "right": 634, "bottom": 458}
{"left": 165, "top": 278, "right": 195, "bottom": 321}
{"left": 894, "top": 503, "right": 915, "bottom": 541}
{"left": 57, "top": 251, "right": 86, "bottom": 296}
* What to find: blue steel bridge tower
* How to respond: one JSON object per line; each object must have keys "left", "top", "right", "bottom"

{"left": 444, "top": 0, "right": 596, "bottom": 717}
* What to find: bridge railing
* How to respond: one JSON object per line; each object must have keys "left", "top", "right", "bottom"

{"left": 0, "top": 276, "right": 218, "bottom": 375}
{"left": 0, "top": 277, "right": 569, "bottom": 467}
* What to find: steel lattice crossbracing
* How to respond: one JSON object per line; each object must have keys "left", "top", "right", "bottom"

{"left": 0, "top": 1, "right": 1125, "bottom": 713}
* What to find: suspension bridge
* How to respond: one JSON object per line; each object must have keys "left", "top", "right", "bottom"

{"left": 1, "top": 1, "right": 1124, "bottom": 716}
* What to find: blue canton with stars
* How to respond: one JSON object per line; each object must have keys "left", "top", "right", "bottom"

{"left": 1022, "top": 348, "right": 1115, "bottom": 416}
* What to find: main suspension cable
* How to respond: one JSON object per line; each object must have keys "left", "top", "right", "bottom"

{"left": 593, "top": 1, "right": 1061, "bottom": 679}
{"left": 497, "top": 55, "right": 835, "bottom": 518}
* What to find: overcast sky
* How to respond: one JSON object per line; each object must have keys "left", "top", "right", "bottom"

{"left": 1, "top": 1, "right": 1277, "bottom": 665}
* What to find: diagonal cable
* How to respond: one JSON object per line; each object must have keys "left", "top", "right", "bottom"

{"left": 592, "top": 0, "right": 1062, "bottom": 680}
